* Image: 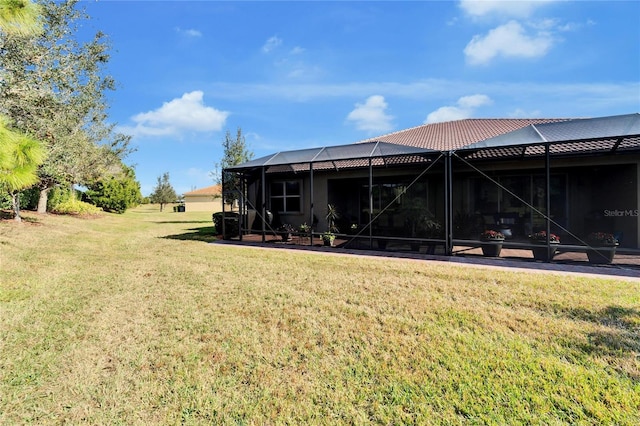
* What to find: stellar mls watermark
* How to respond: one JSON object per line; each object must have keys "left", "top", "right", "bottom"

{"left": 604, "top": 209, "right": 639, "bottom": 217}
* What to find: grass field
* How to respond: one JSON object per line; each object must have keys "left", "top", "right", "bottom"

{"left": 1, "top": 205, "right": 639, "bottom": 424}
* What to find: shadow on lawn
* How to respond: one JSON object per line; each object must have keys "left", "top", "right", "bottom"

{"left": 162, "top": 226, "right": 218, "bottom": 243}
{"left": 0, "top": 210, "right": 42, "bottom": 224}
{"left": 555, "top": 305, "right": 640, "bottom": 366}
{"left": 154, "top": 220, "right": 212, "bottom": 224}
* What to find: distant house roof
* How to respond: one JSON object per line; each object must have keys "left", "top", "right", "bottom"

{"left": 358, "top": 118, "right": 567, "bottom": 151}
{"left": 184, "top": 185, "right": 221, "bottom": 196}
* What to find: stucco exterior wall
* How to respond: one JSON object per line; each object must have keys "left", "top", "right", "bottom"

{"left": 184, "top": 196, "right": 223, "bottom": 212}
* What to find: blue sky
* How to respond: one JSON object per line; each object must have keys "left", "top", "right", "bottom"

{"left": 79, "top": 0, "right": 640, "bottom": 196}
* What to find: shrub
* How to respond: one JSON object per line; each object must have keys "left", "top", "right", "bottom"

{"left": 212, "top": 211, "right": 239, "bottom": 238}
{"left": 50, "top": 198, "right": 102, "bottom": 216}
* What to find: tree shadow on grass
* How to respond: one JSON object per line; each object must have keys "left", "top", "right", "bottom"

{"left": 572, "top": 306, "right": 640, "bottom": 354}
{"left": 162, "top": 226, "right": 219, "bottom": 243}
{"left": 549, "top": 305, "right": 640, "bottom": 378}
{"left": 0, "top": 210, "right": 42, "bottom": 224}
{"left": 154, "top": 220, "right": 212, "bottom": 224}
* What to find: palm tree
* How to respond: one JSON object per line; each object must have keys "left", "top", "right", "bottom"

{"left": 0, "top": 116, "right": 46, "bottom": 221}
{"left": 0, "top": 0, "right": 41, "bottom": 36}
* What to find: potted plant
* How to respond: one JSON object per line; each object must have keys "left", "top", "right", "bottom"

{"left": 321, "top": 204, "right": 340, "bottom": 247}
{"left": 585, "top": 232, "right": 618, "bottom": 264}
{"left": 479, "top": 229, "right": 505, "bottom": 257}
{"left": 529, "top": 230, "right": 560, "bottom": 261}
{"left": 321, "top": 231, "right": 336, "bottom": 247}
{"left": 298, "top": 222, "right": 311, "bottom": 235}
{"left": 326, "top": 204, "right": 340, "bottom": 233}
{"left": 277, "top": 223, "right": 295, "bottom": 241}
{"left": 414, "top": 212, "right": 442, "bottom": 253}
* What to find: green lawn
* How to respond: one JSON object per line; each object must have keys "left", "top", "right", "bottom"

{"left": 1, "top": 205, "right": 638, "bottom": 424}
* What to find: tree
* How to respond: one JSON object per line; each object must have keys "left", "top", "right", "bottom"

{"left": 85, "top": 164, "right": 142, "bottom": 214}
{"left": 149, "top": 172, "right": 177, "bottom": 212}
{"left": 0, "top": 0, "right": 41, "bottom": 36}
{"left": 213, "top": 127, "right": 253, "bottom": 208}
{"left": 0, "top": 0, "right": 131, "bottom": 214}
{"left": 0, "top": 115, "right": 45, "bottom": 221}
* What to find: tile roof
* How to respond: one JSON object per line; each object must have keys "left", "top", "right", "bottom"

{"left": 184, "top": 185, "right": 221, "bottom": 196}
{"left": 358, "top": 118, "right": 568, "bottom": 151}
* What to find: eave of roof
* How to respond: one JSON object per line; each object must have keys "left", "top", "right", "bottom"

{"left": 226, "top": 141, "right": 438, "bottom": 171}
{"left": 460, "top": 113, "right": 640, "bottom": 153}
{"left": 184, "top": 185, "right": 221, "bottom": 196}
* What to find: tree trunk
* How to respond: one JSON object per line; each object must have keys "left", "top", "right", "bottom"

{"left": 11, "top": 193, "right": 22, "bottom": 222}
{"left": 37, "top": 187, "right": 51, "bottom": 214}
{"left": 160, "top": 202, "right": 164, "bottom": 212}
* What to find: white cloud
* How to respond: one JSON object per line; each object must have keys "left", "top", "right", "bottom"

{"left": 464, "top": 20, "right": 554, "bottom": 65}
{"left": 176, "top": 27, "right": 202, "bottom": 37}
{"left": 290, "top": 46, "right": 306, "bottom": 55}
{"left": 262, "top": 36, "right": 282, "bottom": 53}
{"left": 425, "top": 94, "right": 492, "bottom": 124}
{"left": 346, "top": 95, "right": 394, "bottom": 133}
{"left": 459, "top": 0, "right": 555, "bottom": 19}
{"left": 126, "top": 91, "right": 229, "bottom": 137}
{"left": 203, "top": 79, "right": 639, "bottom": 117}
{"left": 508, "top": 108, "right": 542, "bottom": 118}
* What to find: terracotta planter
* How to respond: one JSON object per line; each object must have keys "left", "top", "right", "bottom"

{"left": 531, "top": 242, "right": 559, "bottom": 261}
{"left": 480, "top": 240, "right": 503, "bottom": 257}
{"left": 586, "top": 246, "right": 616, "bottom": 264}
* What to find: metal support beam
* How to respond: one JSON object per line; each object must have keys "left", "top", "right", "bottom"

{"left": 221, "top": 169, "right": 226, "bottom": 239}
{"left": 545, "top": 144, "right": 551, "bottom": 261}
{"left": 369, "top": 158, "right": 374, "bottom": 249}
{"left": 310, "top": 163, "right": 314, "bottom": 245}
{"left": 261, "top": 167, "right": 266, "bottom": 243}
{"left": 445, "top": 152, "right": 453, "bottom": 255}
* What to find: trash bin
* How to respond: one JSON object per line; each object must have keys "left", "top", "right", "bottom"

{"left": 177, "top": 205, "right": 185, "bottom": 212}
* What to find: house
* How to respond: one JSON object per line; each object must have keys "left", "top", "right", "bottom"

{"left": 183, "top": 185, "right": 222, "bottom": 212}
{"left": 223, "top": 113, "right": 640, "bottom": 259}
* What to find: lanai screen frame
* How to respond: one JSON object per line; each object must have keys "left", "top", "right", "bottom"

{"left": 451, "top": 113, "right": 640, "bottom": 259}
{"left": 222, "top": 141, "right": 446, "bottom": 248}
{"left": 223, "top": 113, "right": 640, "bottom": 261}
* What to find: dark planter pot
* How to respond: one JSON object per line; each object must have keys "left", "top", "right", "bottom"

{"left": 586, "top": 246, "right": 616, "bottom": 264}
{"left": 480, "top": 240, "right": 503, "bottom": 257}
{"left": 322, "top": 236, "right": 335, "bottom": 247}
{"left": 279, "top": 232, "right": 292, "bottom": 242}
{"left": 531, "top": 242, "right": 559, "bottom": 261}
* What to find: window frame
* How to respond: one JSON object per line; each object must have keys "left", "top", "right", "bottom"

{"left": 269, "top": 180, "right": 303, "bottom": 214}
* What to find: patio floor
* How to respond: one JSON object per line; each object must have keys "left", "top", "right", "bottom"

{"left": 216, "top": 233, "right": 640, "bottom": 282}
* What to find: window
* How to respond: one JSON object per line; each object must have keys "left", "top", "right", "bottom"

{"left": 270, "top": 181, "right": 302, "bottom": 213}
